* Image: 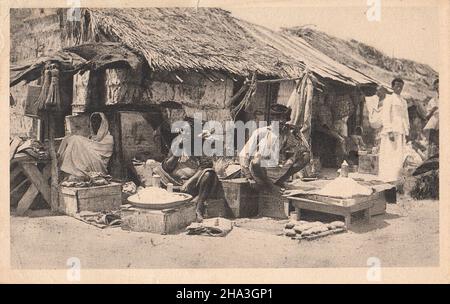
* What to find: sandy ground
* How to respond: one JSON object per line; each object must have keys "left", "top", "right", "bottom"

{"left": 10, "top": 195, "right": 438, "bottom": 269}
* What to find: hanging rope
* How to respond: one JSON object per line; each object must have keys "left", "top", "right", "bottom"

{"left": 230, "top": 73, "right": 257, "bottom": 120}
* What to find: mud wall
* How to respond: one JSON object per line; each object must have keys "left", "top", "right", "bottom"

{"left": 10, "top": 9, "right": 63, "bottom": 137}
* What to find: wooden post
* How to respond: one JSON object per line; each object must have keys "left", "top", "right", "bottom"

{"left": 344, "top": 213, "right": 352, "bottom": 228}
{"left": 16, "top": 184, "right": 40, "bottom": 215}
{"left": 47, "top": 112, "right": 59, "bottom": 212}
{"left": 265, "top": 83, "right": 272, "bottom": 123}
{"left": 294, "top": 207, "right": 301, "bottom": 220}
{"left": 108, "top": 111, "right": 125, "bottom": 179}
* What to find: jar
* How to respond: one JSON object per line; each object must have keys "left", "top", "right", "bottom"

{"left": 340, "top": 161, "right": 349, "bottom": 178}
{"left": 152, "top": 174, "right": 161, "bottom": 188}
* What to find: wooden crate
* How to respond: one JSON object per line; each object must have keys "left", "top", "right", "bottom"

{"left": 205, "top": 198, "right": 229, "bottom": 218}
{"left": 370, "top": 197, "right": 386, "bottom": 216}
{"left": 121, "top": 201, "right": 197, "bottom": 234}
{"left": 358, "top": 154, "right": 379, "bottom": 175}
{"left": 258, "top": 191, "right": 289, "bottom": 219}
{"left": 59, "top": 182, "right": 122, "bottom": 216}
{"left": 221, "top": 178, "right": 258, "bottom": 218}
{"left": 367, "top": 190, "right": 387, "bottom": 216}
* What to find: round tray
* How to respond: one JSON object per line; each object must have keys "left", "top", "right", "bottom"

{"left": 127, "top": 192, "right": 192, "bottom": 210}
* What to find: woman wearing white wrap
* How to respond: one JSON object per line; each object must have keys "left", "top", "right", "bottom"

{"left": 58, "top": 112, "right": 114, "bottom": 179}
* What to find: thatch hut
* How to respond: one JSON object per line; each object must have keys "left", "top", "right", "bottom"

{"left": 10, "top": 8, "right": 378, "bottom": 179}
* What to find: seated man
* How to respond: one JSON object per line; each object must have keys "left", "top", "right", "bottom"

{"left": 239, "top": 104, "right": 310, "bottom": 191}
{"left": 154, "top": 123, "right": 218, "bottom": 222}
{"left": 58, "top": 112, "right": 114, "bottom": 180}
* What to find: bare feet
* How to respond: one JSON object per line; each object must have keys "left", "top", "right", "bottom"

{"left": 196, "top": 210, "right": 204, "bottom": 223}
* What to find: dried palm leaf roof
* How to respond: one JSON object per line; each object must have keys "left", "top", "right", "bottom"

{"left": 283, "top": 26, "right": 438, "bottom": 101}
{"left": 236, "top": 19, "right": 378, "bottom": 86}
{"left": 82, "top": 8, "right": 377, "bottom": 86}
{"left": 81, "top": 8, "right": 303, "bottom": 78}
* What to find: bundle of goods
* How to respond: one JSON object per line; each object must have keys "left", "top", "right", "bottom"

{"left": 213, "top": 157, "right": 241, "bottom": 179}
{"left": 410, "top": 171, "right": 439, "bottom": 200}
{"left": 186, "top": 217, "right": 233, "bottom": 237}
{"left": 127, "top": 186, "right": 192, "bottom": 209}
{"left": 301, "top": 158, "right": 321, "bottom": 180}
{"left": 284, "top": 220, "right": 346, "bottom": 241}
{"left": 11, "top": 137, "right": 49, "bottom": 160}
{"left": 60, "top": 172, "right": 112, "bottom": 187}
{"left": 73, "top": 210, "right": 122, "bottom": 229}
{"left": 122, "top": 181, "right": 137, "bottom": 195}
{"left": 410, "top": 155, "right": 439, "bottom": 200}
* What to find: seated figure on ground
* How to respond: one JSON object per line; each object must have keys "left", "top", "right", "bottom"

{"left": 154, "top": 119, "right": 218, "bottom": 222}
{"left": 239, "top": 104, "right": 310, "bottom": 192}
{"left": 58, "top": 112, "right": 114, "bottom": 180}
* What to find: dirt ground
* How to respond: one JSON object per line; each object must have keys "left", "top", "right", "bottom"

{"left": 10, "top": 195, "right": 438, "bottom": 269}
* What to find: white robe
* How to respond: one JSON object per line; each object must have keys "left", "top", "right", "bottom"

{"left": 58, "top": 112, "right": 114, "bottom": 178}
{"left": 239, "top": 125, "right": 280, "bottom": 168}
{"left": 378, "top": 93, "right": 410, "bottom": 182}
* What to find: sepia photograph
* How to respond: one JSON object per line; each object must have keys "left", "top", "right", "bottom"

{"left": 2, "top": 0, "right": 448, "bottom": 284}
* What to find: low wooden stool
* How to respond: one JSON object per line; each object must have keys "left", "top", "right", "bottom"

{"left": 287, "top": 195, "right": 373, "bottom": 228}
{"left": 11, "top": 153, "right": 52, "bottom": 215}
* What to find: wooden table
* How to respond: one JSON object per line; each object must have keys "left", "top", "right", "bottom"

{"left": 287, "top": 195, "right": 374, "bottom": 228}
{"left": 284, "top": 177, "right": 395, "bottom": 228}
{"left": 11, "top": 153, "right": 52, "bottom": 215}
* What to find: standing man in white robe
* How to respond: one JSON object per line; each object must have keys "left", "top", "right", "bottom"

{"left": 378, "top": 78, "right": 410, "bottom": 182}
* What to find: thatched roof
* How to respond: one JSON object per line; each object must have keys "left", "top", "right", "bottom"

{"left": 283, "top": 26, "right": 438, "bottom": 101}
{"left": 74, "top": 8, "right": 375, "bottom": 87}
{"left": 77, "top": 8, "right": 302, "bottom": 78}
{"left": 236, "top": 19, "right": 377, "bottom": 86}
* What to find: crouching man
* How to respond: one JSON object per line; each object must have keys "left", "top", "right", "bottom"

{"left": 239, "top": 104, "right": 310, "bottom": 191}
{"left": 154, "top": 125, "right": 218, "bottom": 222}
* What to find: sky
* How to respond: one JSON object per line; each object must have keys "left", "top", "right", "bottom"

{"left": 223, "top": 4, "right": 440, "bottom": 70}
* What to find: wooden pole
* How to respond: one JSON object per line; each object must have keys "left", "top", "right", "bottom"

{"left": 265, "top": 83, "right": 272, "bottom": 123}
{"left": 47, "top": 112, "right": 59, "bottom": 212}
{"left": 256, "top": 76, "right": 303, "bottom": 84}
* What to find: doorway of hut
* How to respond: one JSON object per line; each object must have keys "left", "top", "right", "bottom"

{"left": 309, "top": 84, "right": 365, "bottom": 178}
{"left": 232, "top": 78, "right": 281, "bottom": 150}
